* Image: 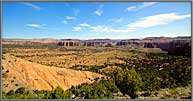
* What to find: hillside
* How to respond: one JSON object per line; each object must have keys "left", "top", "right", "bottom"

{"left": 2, "top": 54, "right": 105, "bottom": 92}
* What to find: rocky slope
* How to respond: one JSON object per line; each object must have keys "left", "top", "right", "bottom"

{"left": 2, "top": 54, "right": 105, "bottom": 92}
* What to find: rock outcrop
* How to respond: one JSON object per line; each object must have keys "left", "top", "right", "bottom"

{"left": 2, "top": 54, "right": 105, "bottom": 92}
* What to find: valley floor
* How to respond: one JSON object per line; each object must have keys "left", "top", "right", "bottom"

{"left": 2, "top": 42, "right": 191, "bottom": 99}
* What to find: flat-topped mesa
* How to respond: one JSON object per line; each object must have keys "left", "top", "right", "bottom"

{"left": 58, "top": 39, "right": 114, "bottom": 47}
{"left": 57, "top": 39, "right": 144, "bottom": 47}
{"left": 57, "top": 37, "right": 191, "bottom": 48}
{"left": 61, "top": 37, "right": 188, "bottom": 48}
{"left": 57, "top": 37, "right": 191, "bottom": 56}
{"left": 116, "top": 39, "right": 143, "bottom": 46}
{"left": 58, "top": 39, "right": 81, "bottom": 46}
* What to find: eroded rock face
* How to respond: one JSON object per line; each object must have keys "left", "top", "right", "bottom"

{"left": 142, "top": 37, "right": 191, "bottom": 56}
{"left": 158, "top": 40, "right": 191, "bottom": 56}
{"left": 2, "top": 54, "right": 105, "bottom": 92}
{"left": 144, "top": 43, "right": 158, "bottom": 48}
{"left": 143, "top": 40, "right": 191, "bottom": 56}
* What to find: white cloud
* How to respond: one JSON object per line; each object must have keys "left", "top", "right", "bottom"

{"left": 110, "top": 18, "right": 124, "bottom": 23}
{"left": 126, "top": 6, "right": 137, "bottom": 11}
{"left": 126, "top": 2, "right": 158, "bottom": 12}
{"left": 73, "top": 13, "right": 190, "bottom": 33}
{"left": 21, "top": 2, "right": 41, "bottom": 11}
{"left": 79, "top": 23, "right": 91, "bottom": 27}
{"left": 94, "top": 5, "right": 104, "bottom": 16}
{"left": 140, "top": 2, "right": 158, "bottom": 8}
{"left": 72, "top": 27, "right": 82, "bottom": 31}
{"left": 95, "top": 10, "right": 103, "bottom": 16}
{"left": 66, "top": 16, "right": 76, "bottom": 20}
{"left": 90, "top": 25, "right": 134, "bottom": 33}
{"left": 61, "top": 16, "right": 75, "bottom": 24}
{"left": 62, "top": 20, "right": 67, "bottom": 24}
{"left": 128, "top": 13, "right": 191, "bottom": 28}
{"left": 27, "top": 24, "right": 45, "bottom": 28}
{"left": 74, "top": 23, "right": 133, "bottom": 33}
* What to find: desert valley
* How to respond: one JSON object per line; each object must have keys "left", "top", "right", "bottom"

{"left": 2, "top": 36, "right": 191, "bottom": 99}
{"left": 2, "top": 1, "right": 192, "bottom": 99}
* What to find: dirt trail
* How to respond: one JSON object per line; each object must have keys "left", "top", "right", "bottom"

{"left": 2, "top": 54, "right": 104, "bottom": 92}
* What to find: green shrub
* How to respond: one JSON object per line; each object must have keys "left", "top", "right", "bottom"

{"left": 68, "top": 79, "right": 119, "bottom": 99}
{"left": 114, "top": 67, "right": 143, "bottom": 99}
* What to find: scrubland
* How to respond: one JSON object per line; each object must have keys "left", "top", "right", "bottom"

{"left": 2, "top": 42, "right": 191, "bottom": 99}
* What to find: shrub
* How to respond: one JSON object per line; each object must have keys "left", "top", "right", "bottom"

{"left": 114, "top": 67, "right": 142, "bottom": 99}
{"left": 50, "top": 86, "right": 65, "bottom": 99}
{"left": 15, "top": 87, "right": 26, "bottom": 94}
{"left": 68, "top": 79, "right": 119, "bottom": 99}
{"left": 2, "top": 91, "right": 7, "bottom": 99}
{"left": 7, "top": 90, "right": 15, "bottom": 96}
{"left": 140, "top": 69, "right": 161, "bottom": 93}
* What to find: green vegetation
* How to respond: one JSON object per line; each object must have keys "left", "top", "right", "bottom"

{"left": 3, "top": 79, "right": 120, "bottom": 99}
{"left": 2, "top": 42, "right": 191, "bottom": 99}
{"left": 3, "top": 87, "right": 36, "bottom": 99}
{"left": 114, "top": 67, "right": 142, "bottom": 99}
{"left": 69, "top": 79, "right": 120, "bottom": 99}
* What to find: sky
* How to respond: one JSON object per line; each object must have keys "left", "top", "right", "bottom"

{"left": 2, "top": 2, "right": 191, "bottom": 39}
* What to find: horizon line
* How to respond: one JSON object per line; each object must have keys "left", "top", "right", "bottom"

{"left": 2, "top": 35, "right": 191, "bottom": 40}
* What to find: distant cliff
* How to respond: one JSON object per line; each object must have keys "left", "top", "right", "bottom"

{"left": 143, "top": 37, "right": 191, "bottom": 56}
{"left": 3, "top": 36, "right": 191, "bottom": 56}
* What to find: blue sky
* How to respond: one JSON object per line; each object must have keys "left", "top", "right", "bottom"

{"left": 2, "top": 2, "right": 191, "bottom": 39}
